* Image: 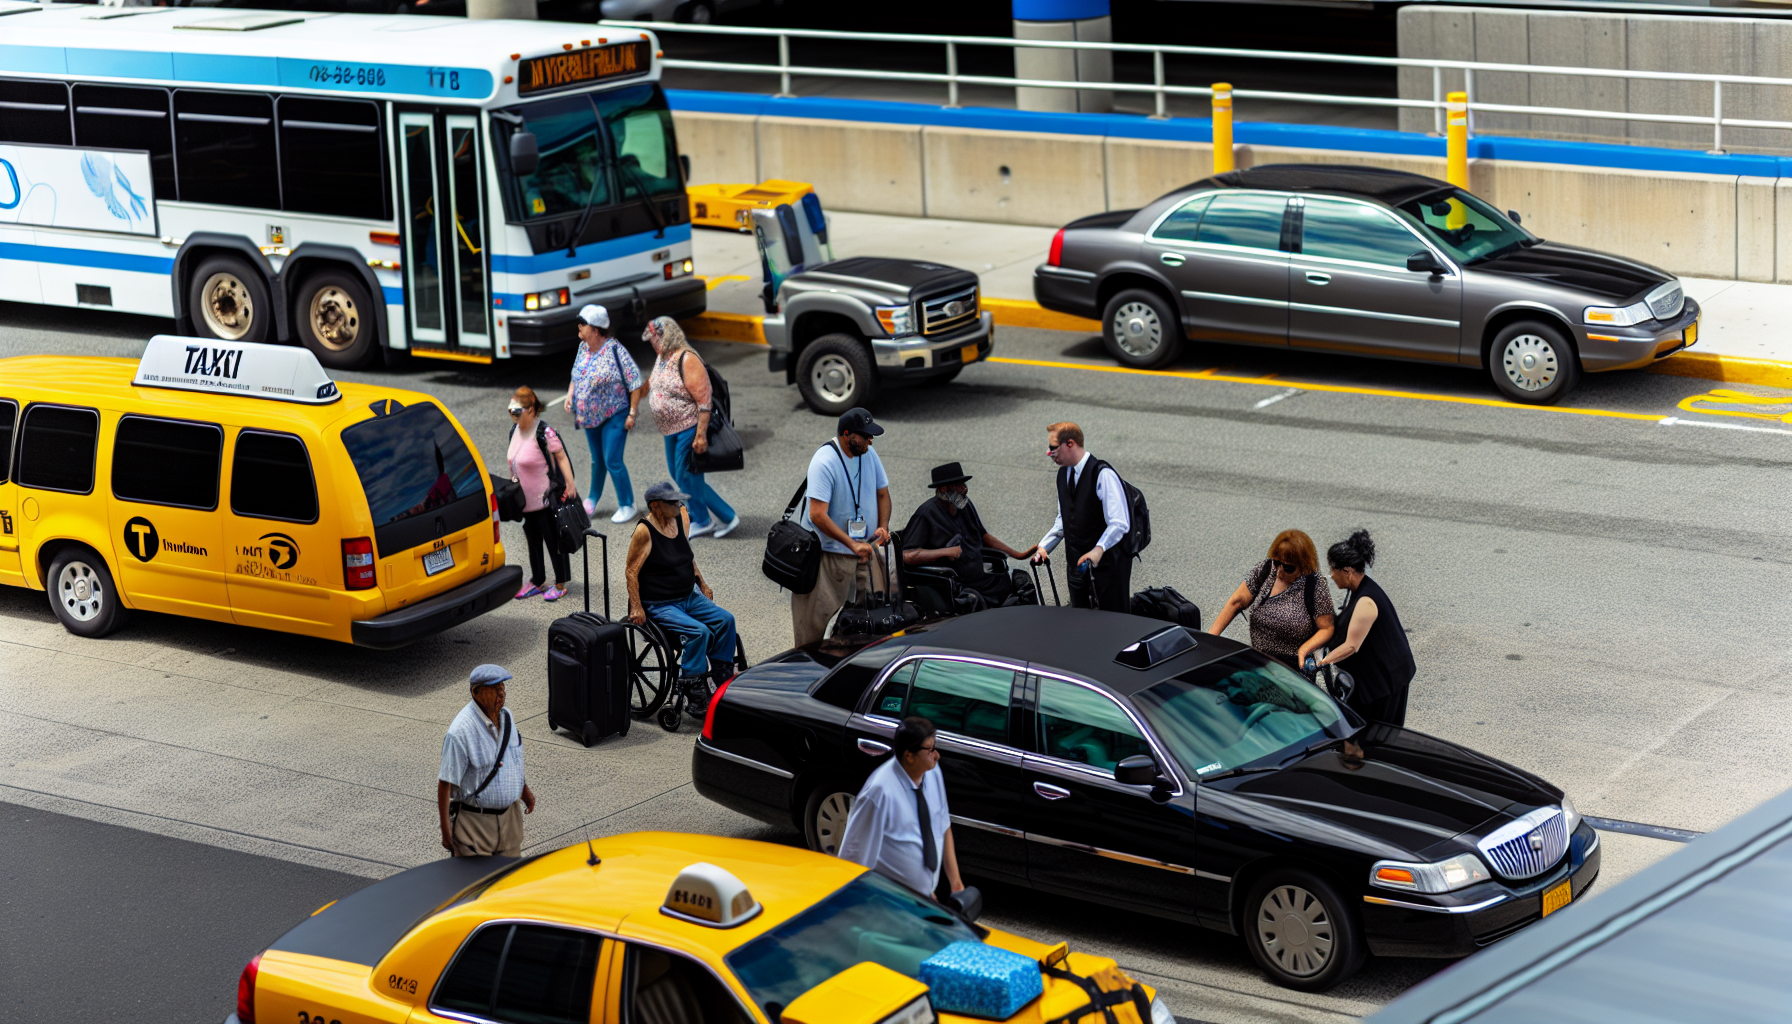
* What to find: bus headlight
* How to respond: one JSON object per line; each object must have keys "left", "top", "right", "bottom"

{"left": 524, "top": 288, "right": 570, "bottom": 312}
{"left": 663, "top": 258, "right": 693, "bottom": 280}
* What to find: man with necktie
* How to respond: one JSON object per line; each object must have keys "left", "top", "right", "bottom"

{"left": 837, "top": 717, "right": 965, "bottom": 901}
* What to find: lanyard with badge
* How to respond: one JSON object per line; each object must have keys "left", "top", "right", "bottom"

{"left": 833, "top": 440, "right": 868, "bottom": 540}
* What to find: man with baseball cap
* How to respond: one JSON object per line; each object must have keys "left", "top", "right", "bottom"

{"left": 437, "top": 664, "right": 535, "bottom": 857}
{"left": 793, "top": 407, "right": 892, "bottom": 646}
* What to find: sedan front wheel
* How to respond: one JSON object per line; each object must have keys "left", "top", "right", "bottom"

{"left": 1243, "top": 869, "right": 1365, "bottom": 991}
{"left": 1488, "top": 320, "right": 1580, "bottom": 405}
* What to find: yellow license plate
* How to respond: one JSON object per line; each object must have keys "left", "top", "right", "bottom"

{"left": 962, "top": 344, "right": 980, "bottom": 365}
{"left": 1541, "top": 879, "right": 1572, "bottom": 917}
{"left": 1685, "top": 321, "right": 1698, "bottom": 346}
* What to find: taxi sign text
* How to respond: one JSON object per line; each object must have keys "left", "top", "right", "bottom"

{"left": 134, "top": 335, "right": 342, "bottom": 405}
{"left": 518, "top": 41, "right": 650, "bottom": 96}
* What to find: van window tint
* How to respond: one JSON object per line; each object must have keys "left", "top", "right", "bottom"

{"left": 278, "top": 97, "right": 387, "bottom": 221}
{"left": 175, "top": 90, "right": 278, "bottom": 211}
{"left": 17, "top": 405, "right": 98, "bottom": 493}
{"left": 232, "top": 431, "right": 319, "bottom": 522}
{"left": 339, "top": 404, "right": 480, "bottom": 526}
{"left": 434, "top": 924, "right": 601, "bottom": 1024}
{"left": 0, "top": 78, "right": 72, "bottom": 146}
{"left": 73, "top": 84, "right": 175, "bottom": 201}
{"left": 113, "top": 416, "right": 223, "bottom": 510}
{"left": 1196, "top": 193, "right": 1288, "bottom": 251}
{"left": 0, "top": 400, "right": 16, "bottom": 483}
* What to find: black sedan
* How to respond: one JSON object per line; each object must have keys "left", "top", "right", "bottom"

{"left": 693, "top": 607, "right": 1601, "bottom": 991}
{"left": 1033, "top": 164, "right": 1699, "bottom": 405}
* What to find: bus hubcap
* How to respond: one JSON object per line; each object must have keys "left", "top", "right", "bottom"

{"left": 310, "top": 286, "right": 360, "bottom": 351}
{"left": 202, "top": 273, "right": 254, "bottom": 341}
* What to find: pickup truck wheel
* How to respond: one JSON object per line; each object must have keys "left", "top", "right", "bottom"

{"left": 1102, "top": 288, "right": 1182, "bottom": 369}
{"left": 797, "top": 334, "right": 878, "bottom": 415}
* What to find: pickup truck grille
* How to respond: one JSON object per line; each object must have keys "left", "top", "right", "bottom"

{"left": 919, "top": 285, "right": 978, "bottom": 337}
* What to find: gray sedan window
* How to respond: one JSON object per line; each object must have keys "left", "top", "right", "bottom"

{"left": 1300, "top": 198, "right": 1425, "bottom": 267}
{"left": 1153, "top": 194, "right": 1213, "bottom": 242}
{"left": 1195, "top": 193, "right": 1287, "bottom": 251}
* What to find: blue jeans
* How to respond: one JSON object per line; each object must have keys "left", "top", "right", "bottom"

{"left": 644, "top": 588, "right": 738, "bottom": 677}
{"left": 582, "top": 413, "right": 633, "bottom": 508}
{"left": 664, "top": 426, "right": 736, "bottom": 529}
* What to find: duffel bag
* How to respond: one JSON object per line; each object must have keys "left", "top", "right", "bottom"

{"left": 491, "top": 474, "right": 526, "bottom": 522}
{"left": 1131, "top": 586, "right": 1201, "bottom": 629}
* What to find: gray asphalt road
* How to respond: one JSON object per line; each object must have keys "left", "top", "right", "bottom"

{"left": 3, "top": 296, "right": 1788, "bottom": 1022}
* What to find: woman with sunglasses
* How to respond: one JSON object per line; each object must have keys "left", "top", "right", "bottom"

{"left": 1208, "top": 529, "right": 1336, "bottom": 670}
{"left": 644, "top": 316, "right": 740, "bottom": 539}
{"left": 505, "top": 386, "right": 578, "bottom": 601}
{"left": 1313, "top": 529, "right": 1415, "bottom": 726}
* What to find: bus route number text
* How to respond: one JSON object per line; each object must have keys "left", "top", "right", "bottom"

{"left": 308, "top": 63, "right": 388, "bottom": 87}
{"left": 427, "top": 67, "right": 462, "bottom": 91}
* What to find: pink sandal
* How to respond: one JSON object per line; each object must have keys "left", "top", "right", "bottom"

{"left": 515, "top": 582, "right": 547, "bottom": 600}
{"left": 542, "top": 585, "right": 568, "bottom": 602}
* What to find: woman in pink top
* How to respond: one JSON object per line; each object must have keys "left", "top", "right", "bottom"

{"left": 645, "top": 317, "right": 739, "bottom": 538}
{"left": 506, "top": 385, "right": 578, "bottom": 601}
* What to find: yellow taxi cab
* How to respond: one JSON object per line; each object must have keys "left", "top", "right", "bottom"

{"left": 226, "top": 832, "right": 1178, "bottom": 1024}
{"left": 0, "top": 335, "right": 520, "bottom": 647}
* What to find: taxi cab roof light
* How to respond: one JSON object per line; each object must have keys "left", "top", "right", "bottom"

{"left": 236, "top": 952, "right": 262, "bottom": 1024}
{"left": 136, "top": 335, "right": 341, "bottom": 406}
{"left": 661, "top": 862, "right": 762, "bottom": 928}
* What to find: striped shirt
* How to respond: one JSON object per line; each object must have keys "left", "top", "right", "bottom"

{"left": 439, "top": 702, "right": 525, "bottom": 810}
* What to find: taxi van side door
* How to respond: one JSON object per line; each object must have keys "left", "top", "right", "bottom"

{"left": 0, "top": 398, "right": 20, "bottom": 586}
{"left": 222, "top": 428, "right": 334, "bottom": 635}
{"left": 406, "top": 922, "right": 612, "bottom": 1024}
{"left": 105, "top": 414, "right": 230, "bottom": 621}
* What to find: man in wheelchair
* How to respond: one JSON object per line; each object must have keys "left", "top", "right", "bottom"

{"left": 626, "top": 481, "right": 738, "bottom": 718}
{"left": 900, "top": 463, "right": 1039, "bottom": 617}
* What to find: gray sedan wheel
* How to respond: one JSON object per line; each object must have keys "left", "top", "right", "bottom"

{"left": 1489, "top": 321, "right": 1579, "bottom": 405}
{"left": 1102, "top": 288, "right": 1181, "bottom": 369}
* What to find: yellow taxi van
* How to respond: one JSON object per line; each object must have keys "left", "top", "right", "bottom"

{"left": 0, "top": 336, "right": 520, "bottom": 647}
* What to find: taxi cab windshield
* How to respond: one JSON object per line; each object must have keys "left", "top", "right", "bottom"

{"left": 339, "top": 403, "right": 482, "bottom": 526}
{"left": 724, "top": 872, "right": 979, "bottom": 1017}
{"left": 1132, "top": 653, "right": 1348, "bottom": 779}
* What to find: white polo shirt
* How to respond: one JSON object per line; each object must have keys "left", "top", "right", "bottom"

{"left": 439, "top": 701, "right": 524, "bottom": 810}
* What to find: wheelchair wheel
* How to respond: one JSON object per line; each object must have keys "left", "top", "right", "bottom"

{"left": 657, "top": 698, "right": 683, "bottom": 732}
{"left": 622, "top": 621, "right": 673, "bottom": 719}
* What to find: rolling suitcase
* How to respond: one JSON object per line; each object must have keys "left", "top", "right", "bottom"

{"left": 1130, "top": 586, "right": 1202, "bottom": 629}
{"left": 546, "top": 529, "right": 632, "bottom": 748}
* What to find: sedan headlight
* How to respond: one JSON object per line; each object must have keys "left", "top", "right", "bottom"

{"left": 1561, "top": 794, "right": 1581, "bottom": 834}
{"left": 1583, "top": 300, "right": 1652, "bottom": 326}
{"left": 1149, "top": 996, "right": 1176, "bottom": 1024}
{"left": 874, "top": 304, "right": 916, "bottom": 337}
{"left": 1371, "top": 853, "right": 1492, "bottom": 894}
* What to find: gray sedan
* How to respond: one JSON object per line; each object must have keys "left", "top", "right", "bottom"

{"left": 1033, "top": 164, "right": 1700, "bottom": 404}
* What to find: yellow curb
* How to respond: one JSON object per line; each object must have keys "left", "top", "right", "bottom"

{"left": 680, "top": 311, "right": 768, "bottom": 346}
{"left": 982, "top": 297, "right": 1100, "bottom": 333}
{"left": 1649, "top": 351, "right": 1792, "bottom": 390}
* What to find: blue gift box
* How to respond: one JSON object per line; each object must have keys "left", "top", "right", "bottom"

{"left": 919, "top": 941, "right": 1044, "bottom": 1019}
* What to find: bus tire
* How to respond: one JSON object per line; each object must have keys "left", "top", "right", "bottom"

{"left": 189, "top": 255, "right": 272, "bottom": 345}
{"left": 294, "top": 270, "right": 378, "bottom": 369}
{"left": 46, "top": 546, "right": 128, "bottom": 639}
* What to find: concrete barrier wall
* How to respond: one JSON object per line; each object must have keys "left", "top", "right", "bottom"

{"left": 756, "top": 116, "right": 926, "bottom": 217}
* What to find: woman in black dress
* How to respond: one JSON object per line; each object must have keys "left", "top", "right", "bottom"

{"left": 1314, "top": 530, "right": 1416, "bottom": 726}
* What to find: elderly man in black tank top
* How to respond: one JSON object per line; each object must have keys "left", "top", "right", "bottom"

{"left": 1030, "top": 422, "right": 1132, "bottom": 612}
{"left": 626, "top": 480, "right": 737, "bottom": 717}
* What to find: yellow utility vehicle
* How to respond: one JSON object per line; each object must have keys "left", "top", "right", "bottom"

{"left": 688, "top": 180, "right": 815, "bottom": 232}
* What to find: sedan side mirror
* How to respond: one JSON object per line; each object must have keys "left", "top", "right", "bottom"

{"left": 1406, "top": 250, "right": 1445, "bottom": 276}
{"left": 509, "top": 131, "right": 539, "bottom": 178}
{"left": 1507, "top": 209, "right": 1522, "bottom": 225}
{"left": 1114, "top": 754, "right": 1159, "bottom": 787}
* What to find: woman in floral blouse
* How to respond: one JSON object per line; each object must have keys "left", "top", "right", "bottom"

{"left": 564, "top": 304, "right": 646, "bottom": 523}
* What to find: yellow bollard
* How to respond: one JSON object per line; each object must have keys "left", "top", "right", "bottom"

{"left": 1212, "top": 83, "right": 1234, "bottom": 174}
{"left": 1445, "top": 90, "right": 1469, "bottom": 228}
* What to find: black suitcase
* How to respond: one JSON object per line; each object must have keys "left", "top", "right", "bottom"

{"left": 1131, "top": 586, "right": 1202, "bottom": 630}
{"left": 547, "top": 529, "right": 632, "bottom": 748}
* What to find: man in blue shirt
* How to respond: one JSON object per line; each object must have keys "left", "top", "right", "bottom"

{"left": 793, "top": 407, "right": 891, "bottom": 646}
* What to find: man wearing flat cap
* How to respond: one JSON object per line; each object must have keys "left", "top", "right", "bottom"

{"left": 902, "top": 463, "right": 1037, "bottom": 609}
{"left": 438, "top": 664, "right": 535, "bottom": 857}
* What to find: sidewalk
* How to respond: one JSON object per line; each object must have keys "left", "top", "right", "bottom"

{"left": 689, "top": 211, "right": 1792, "bottom": 389}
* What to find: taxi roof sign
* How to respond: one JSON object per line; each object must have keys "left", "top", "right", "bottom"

{"left": 660, "top": 862, "right": 761, "bottom": 928}
{"left": 134, "top": 336, "right": 341, "bottom": 405}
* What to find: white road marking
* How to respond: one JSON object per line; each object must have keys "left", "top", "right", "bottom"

{"left": 1252, "top": 388, "right": 1303, "bottom": 410}
{"left": 1659, "top": 416, "right": 1792, "bottom": 436}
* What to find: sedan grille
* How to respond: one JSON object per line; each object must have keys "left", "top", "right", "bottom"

{"left": 1646, "top": 282, "right": 1684, "bottom": 321}
{"left": 920, "top": 285, "right": 978, "bottom": 336}
{"left": 1477, "top": 807, "right": 1568, "bottom": 880}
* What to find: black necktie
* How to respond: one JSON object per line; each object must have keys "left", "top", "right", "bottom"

{"left": 915, "top": 782, "right": 937, "bottom": 873}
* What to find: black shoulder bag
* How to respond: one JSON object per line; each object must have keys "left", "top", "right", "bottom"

{"left": 536, "top": 422, "right": 590, "bottom": 553}
{"left": 681, "top": 351, "right": 745, "bottom": 474}
{"left": 762, "top": 474, "right": 822, "bottom": 593}
{"left": 449, "top": 709, "right": 512, "bottom": 821}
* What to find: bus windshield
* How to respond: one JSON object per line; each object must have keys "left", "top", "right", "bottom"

{"left": 497, "top": 83, "right": 680, "bottom": 222}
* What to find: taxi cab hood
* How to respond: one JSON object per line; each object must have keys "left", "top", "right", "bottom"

{"left": 267, "top": 855, "right": 523, "bottom": 968}
{"left": 1204, "top": 725, "right": 1560, "bottom": 861}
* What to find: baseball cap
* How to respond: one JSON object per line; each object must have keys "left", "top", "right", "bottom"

{"left": 470, "top": 664, "right": 513, "bottom": 689}
{"left": 837, "top": 407, "right": 884, "bottom": 437}
{"left": 644, "top": 480, "right": 691, "bottom": 504}
{"left": 578, "top": 304, "right": 610, "bottom": 329}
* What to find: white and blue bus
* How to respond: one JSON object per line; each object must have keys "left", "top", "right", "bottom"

{"left": 0, "top": 3, "right": 702, "bottom": 367}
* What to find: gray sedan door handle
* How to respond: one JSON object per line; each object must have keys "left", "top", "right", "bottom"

{"left": 1033, "top": 781, "right": 1071, "bottom": 801}
{"left": 1160, "top": 252, "right": 1186, "bottom": 267}
{"left": 857, "top": 738, "right": 892, "bottom": 757}
{"left": 1305, "top": 271, "right": 1332, "bottom": 285}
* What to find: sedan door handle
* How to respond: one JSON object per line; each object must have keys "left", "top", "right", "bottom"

{"left": 857, "top": 738, "right": 892, "bottom": 757}
{"left": 1159, "top": 252, "right": 1186, "bottom": 267}
{"left": 1033, "top": 781, "right": 1071, "bottom": 801}
{"left": 1305, "top": 271, "right": 1331, "bottom": 285}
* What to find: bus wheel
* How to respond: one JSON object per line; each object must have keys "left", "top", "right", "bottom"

{"left": 189, "top": 255, "right": 271, "bottom": 345}
{"left": 295, "top": 270, "right": 377, "bottom": 369}
{"left": 47, "top": 547, "right": 128, "bottom": 639}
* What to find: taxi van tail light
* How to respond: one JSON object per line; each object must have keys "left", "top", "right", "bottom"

{"left": 1047, "top": 228, "right": 1065, "bottom": 267}
{"left": 701, "top": 674, "right": 735, "bottom": 741}
{"left": 343, "top": 537, "right": 377, "bottom": 590}
{"left": 236, "top": 952, "right": 262, "bottom": 1024}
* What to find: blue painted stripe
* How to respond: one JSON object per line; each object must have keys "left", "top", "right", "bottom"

{"left": 665, "top": 89, "right": 1792, "bottom": 179}
{"left": 0, "top": 44, "right": 490, "bottom": 98}
{"left": 172, "top": 52, "right": 280, "bottom": 88}
{"left": 0, "top": 242, "right": 173, "bottom": 275}
{"left": 0, "top": 43, "right": 67, "bottom": 75}
{"left": 489, "top": 224, "right": 690, "bottom": 276}
{"left": 382, "top": 286, "right": 403, "bottom": 305}
{"left": 1013, "top": 0, "right": 1109, "bottom": 20}
{"left": 67, "top": 48, "right": 174, "bottom": 81}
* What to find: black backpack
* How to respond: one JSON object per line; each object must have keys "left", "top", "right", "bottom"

{"left": 1087, "top": 458, "right": 1151, "bottom": 559}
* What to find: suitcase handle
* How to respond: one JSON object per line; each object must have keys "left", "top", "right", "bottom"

{"left": 1029, "top": 556, "right": 1061, "bottom": 607}
{"left": 583, "top": 528, "right": 609, "bottom": 619}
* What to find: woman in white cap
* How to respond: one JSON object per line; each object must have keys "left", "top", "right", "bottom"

{"left": 564, "top": 304, "right": 646, "bottom": 523}
{"left": 644, "top": 316, "right": 740, "bottom": 538}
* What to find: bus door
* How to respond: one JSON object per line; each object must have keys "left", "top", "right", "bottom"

{"left": 397, "top": 110, "right": 492, "bottom": 356}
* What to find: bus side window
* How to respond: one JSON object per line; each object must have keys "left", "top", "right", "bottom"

{"left": 174, "top": 90, "right": 277, "bottom": 212}
{"left": 73, "top": 84, "right": 175, "bottom": 201}
{"left": 231, "top": 431, "right": 319, "bottom": 523}
{"left": 277, "top": 96, "right": 387, "bottom": 221}
{"left": 0, "top": 79, "right": 71, "bottom": 146}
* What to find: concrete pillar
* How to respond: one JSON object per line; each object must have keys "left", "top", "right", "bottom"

{"left": 467, "top": 0, "right": 535, "bottom": 20}
{"left": 1013, "top": 0, "right": 1113, "bottom": 114}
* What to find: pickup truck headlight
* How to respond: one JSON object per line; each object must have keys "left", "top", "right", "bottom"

{"left": 1371, "top": 853, "right": 1492, "bottom": 894}
{"left": 875, "top": 304, "right": 916, "bottom": 337}
{"left": 1583, "top": 300, "right": 1652, "bottom": 326}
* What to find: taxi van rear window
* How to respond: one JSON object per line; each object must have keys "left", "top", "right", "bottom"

{"left": 113, "top": 416, "right": 223, "bottom": 511}
{"left": 339, "top": 403, "right": 484, "bottom": 556}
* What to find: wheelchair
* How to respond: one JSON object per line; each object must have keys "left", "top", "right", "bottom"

{"left": 894, "top": 531, "right": 1040, "bottom": 621}
{"left": 624, "top": 612, "right": 750, "bottom": 733}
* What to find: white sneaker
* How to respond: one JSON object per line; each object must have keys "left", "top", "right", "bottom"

{"left": 610, "top": 505, "right": 636, "bottom": 523}
{"left": 689, "top": 520, "right": 717, "bottom": 538}
{"left": 713, "top": 515, "right": 743, "bottom": 538}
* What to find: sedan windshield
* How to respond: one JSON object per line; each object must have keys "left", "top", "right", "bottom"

{"left": 724, "top": 872, "right": 980, "bottom": 1018}
{"left": 1132, "top": 653, "right": 1349, "bottom": 779}
{"left": 1395, "top": 187, "right": 1534, "bottom": 264}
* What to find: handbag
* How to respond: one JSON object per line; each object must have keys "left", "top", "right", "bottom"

{"left": 833, "top": 543, "right": 917, "bottom": 638}
{"left": 490, "top": 474, "right": 525, "bottom": 523}
{"left": 536, "top": 422, "right": 590, "bottom": 554}
{"left": 762, "top": 475, "right": 822, "bottom": 593}
{"left": 691, "top": 405, "right": 745, "bottom": 474}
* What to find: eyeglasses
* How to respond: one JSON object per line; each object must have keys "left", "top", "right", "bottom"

{"left": 917, "top": 743, "right": 938, "bottom": 755}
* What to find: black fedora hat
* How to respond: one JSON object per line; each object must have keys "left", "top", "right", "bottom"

{"left": 928, "top": 463, "right": 973, "bottom": 488}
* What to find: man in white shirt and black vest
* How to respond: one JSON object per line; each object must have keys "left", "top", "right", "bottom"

{"left": 1032, "top": 421, "right": 1132, "bottom": 613}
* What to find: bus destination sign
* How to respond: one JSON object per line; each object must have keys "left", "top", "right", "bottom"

{"left": 519, "top": 40, "right": 652, "bottom": 96}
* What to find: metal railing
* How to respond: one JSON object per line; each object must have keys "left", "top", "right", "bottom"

{"left": 601, "top": 19, "right": 1792, "bottom": 153}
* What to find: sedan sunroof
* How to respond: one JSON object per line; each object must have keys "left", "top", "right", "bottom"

{"left": 1115, "top": 626, "right": 1197, "bottom": 670}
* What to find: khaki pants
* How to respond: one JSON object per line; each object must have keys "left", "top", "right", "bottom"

{"left": 451, "top": 800, "right": 524, "bottom": 857}
{"left": 792, "top": 550, "right": 888, "bottom": 647}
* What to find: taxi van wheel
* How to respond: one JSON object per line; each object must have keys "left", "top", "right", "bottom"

{"left": 802, "top": 784, "right": 855, "bottom": 856}
{"left": 1102, "top": 288, "right": 1182, "bottom": 370}
{"left": 797, "top": 334, "right": 878, "bottom": 417}
{"left": 1243, "top": 869, "right": 1365, "bottom": 992}
{"left": 46, "top": 547, "right": 128, "bottom": 639}
{"left": 295, "top": 270, "right": 377, "bottom": 370}
{"left": 189, "top": 255, "right": 272, "bottom": 346}
{"left": 1488, "top": 321, "right": 1580, "bottom": 405}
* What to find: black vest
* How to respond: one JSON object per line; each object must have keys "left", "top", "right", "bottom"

{"left": 1055, "top": 456, "right": 1113, "bottom": 559}
{"left": 1334, "top": 575, "right": 1415, "bottom": 702}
